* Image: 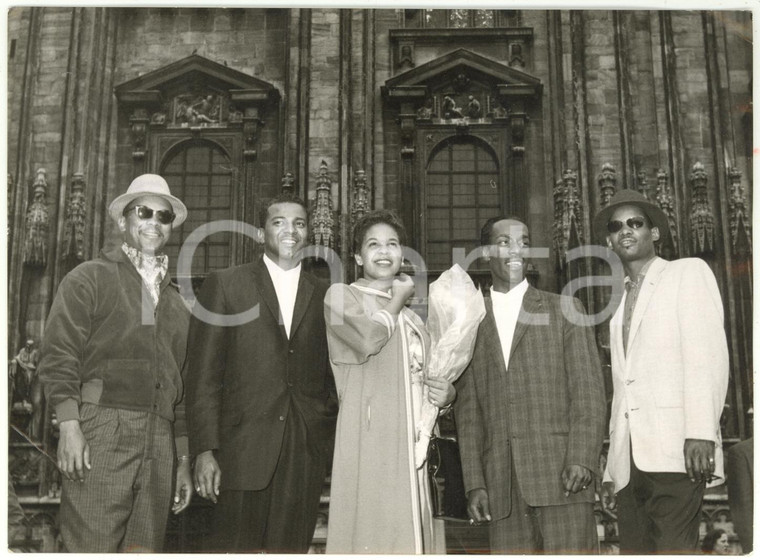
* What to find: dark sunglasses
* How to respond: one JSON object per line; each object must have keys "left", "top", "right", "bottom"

{"left": 607, "top": 217, "right": 647, "bottom": 234}
{"left": 124, "top": 205, "right": 175, "bottom": 225}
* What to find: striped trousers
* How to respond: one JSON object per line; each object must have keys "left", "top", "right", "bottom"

{"left": 59, "top": 403, "right": 174, "bottom": 552}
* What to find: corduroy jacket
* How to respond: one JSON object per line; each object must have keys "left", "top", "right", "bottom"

{"left": 38, "top": 246, "right": 190, "bottom": 454}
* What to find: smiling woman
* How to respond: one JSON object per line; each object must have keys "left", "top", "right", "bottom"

{"left": 323, "top": 209, "right": 455, "bottom": 554}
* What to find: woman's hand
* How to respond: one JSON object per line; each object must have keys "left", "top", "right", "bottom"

{"left": 424, "top": 377, "right": 456, "bottom": 407}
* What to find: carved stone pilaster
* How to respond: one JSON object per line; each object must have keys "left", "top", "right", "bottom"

{"left": 553, "top": 169, "right": 583, "bottom": 269}
{"left": 598, "top": 163, "right": 617, "bottom": 207}
{"left": 62, "top": 173, "right": 87, "bottom": 262}
{"left": 242, "top": 107, "right": 262, "bottom": 160}
{"left": 654, "top": 169, "right": 679, "bottom": 256}
{"left": 399, "top": 111, "right": 416, "bottom": 158}
{"left": 508, "top": 112, "right": 527, "bottom": 156}
{"left": 310, "top": 160, "right": 336, "bottom": 249}
{"left": 280, "top": 172, "right": 295, "bottom": 196}
{"left": 129, "top": 109, "right": 150, "bottom": 160}
{"left": 563, "top": 168, "right": 583, "bottom": 245}
{"left": 727, "top": 166, "right": 751, "bottom": 256}
{"left": 689, "top": 162, "right": 714, "bottom": 255}
{"left": 23, "top": 169, "right": 49, "bottom": 268}
{"left": 552, "top": 176, "right": 566, "bottom": 268}
{"left": 351, "top": 169, "right": 370, "bottom": 231}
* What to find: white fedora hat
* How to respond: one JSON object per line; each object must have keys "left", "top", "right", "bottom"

{"left": 108, "top": 174, "right": 187, "bottom": 227}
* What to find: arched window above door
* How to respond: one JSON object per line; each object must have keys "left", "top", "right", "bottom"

{"left": 115, "top": 54, "right": 280, "bottom": 271}
{"left": 425, "top": 137, "right": 500, "bottom": 271}
{"left": 161, "top": 140, "right": 234, "bottom": 275}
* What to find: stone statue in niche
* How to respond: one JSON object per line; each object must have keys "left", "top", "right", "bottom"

{"left": 466, "top": 96, "right": 482, "bottom": 118}
{"left": 23, "top": 169, "right": 49, "bottom": 267}
{"left": 442, "top": 95, "right": 464, "bottom": 119}
{"left": 9, "top": 339, "right": 44, "bottom": 442}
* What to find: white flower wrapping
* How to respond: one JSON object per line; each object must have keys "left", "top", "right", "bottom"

{"left": 415, "top": 264, "right": 486, "bottom": 468}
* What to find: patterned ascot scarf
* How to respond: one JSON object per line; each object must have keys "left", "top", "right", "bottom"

{"left": 121, "top": 242, "right": 168, "bottom": 307}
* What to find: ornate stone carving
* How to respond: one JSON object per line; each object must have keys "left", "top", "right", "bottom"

{"left": 150, "top": 111, "right": 167, "bottom": 125}
{"left": 399, "top": 43, "right": 414, "bottom": 70}
{"left": 689, "top": 162, "right": 714, "bottom": 255}
{"left": 442, "top": 95, "right": 464, "bottom": 119}
{"left": 552, "top": 176, "right": 566, "bottom": 268}
{"left": 311, "top": 160, "right": 336, "bottom": 249}
{"left": 636, "top": 170, "right": 650, "bottom": 200}
{"left": 174, "top": 93, "right": 220, "bottom": 126}
{"left": 452, "top": 72, "right": 470, "bottom": 93}
{"left": 242, "top": 107, "right": 262, "bottom": 160}
{"left": 23, "top": 169, "right": 49, "bottom": 267}
{"left": 466, "top": 95, "right": 482, "bottom": 118}
{"left": 280, "top": 172, "right": 295, "bottom": 196}
{"left": 727, "top": 166, "right": 751, "bottom": 256}
{"left": 351, "top": 169, "right": 370, "bottom": 230}
{"left": 416, "top": 98, "right": 434, "bottom": 120}
{"left": 553, "top": 169, "right": 583, "bottom": 268}
{"left": 654, "top": 169, "right": 679, "bottom": 256}
{"left": 129, "top": 109, "right": 150, "bottom": 160}
{"left": 509, "top": 42, "right": 525, "bottom": 68}
{"left": 399, "top": 111, "right": 416, "bottom": 158}
{"left": 62, "top": 173, "right": 87, "bottom": 262}
{"left": 598, "top": 163, "right": 617, "bottom": 207}
{"left": 509, "top": 112, "right": 527, "bottom": 156}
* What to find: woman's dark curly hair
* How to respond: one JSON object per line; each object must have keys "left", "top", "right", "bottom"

{"left": 701, "top": 528, "right": 727, "bottom": 554}
{"left": 352, "top": 209, "right": 407, "bottom": 255}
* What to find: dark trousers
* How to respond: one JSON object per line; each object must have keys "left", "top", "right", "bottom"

{"left": 616, "top": 456, "right": 705, "bottom": 554}
{"left": 209, "top": 413, "right": 327, "bottom": 553}
{"left": 489, "top": 451, "right": 598, "bottom": 554}
{"left": 60, "top": 404, "right": 174, "bottom": 553}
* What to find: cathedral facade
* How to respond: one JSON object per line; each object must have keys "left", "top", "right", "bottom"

{"left": 6, "top": 7, "right": 752, "bottom": 552}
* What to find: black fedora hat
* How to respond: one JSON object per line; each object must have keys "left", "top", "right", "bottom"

{"left": 593, "top": 189, "right": 669, "bottom": 243}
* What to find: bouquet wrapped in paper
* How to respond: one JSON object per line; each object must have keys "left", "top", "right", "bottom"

{"left": 415, "top": 264, "right": 486, "bottom": 468}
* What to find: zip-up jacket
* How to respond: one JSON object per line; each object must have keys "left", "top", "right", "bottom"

{"left": 38, "top": 246, "right": 190, "bottom": 454}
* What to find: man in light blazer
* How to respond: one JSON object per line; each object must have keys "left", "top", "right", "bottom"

{"left": 185, "top": 193, "right": 337, "bottom": 552}
{"left": 596, "top": 189, "right": 729, "bottom": 554}
{"left": 454, "top": 216, "right": 606, "bottom": 554}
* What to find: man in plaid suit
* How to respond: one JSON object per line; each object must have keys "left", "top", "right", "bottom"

{"left": 454, "top": 217, "right": 606, "bottom": 554}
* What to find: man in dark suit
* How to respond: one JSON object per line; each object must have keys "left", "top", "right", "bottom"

{"left": 726, "top": 437, "right": 753, "bottom": 553}
{"left": 185, "top": 193, "right": 337, "bottom": 553}
{"left": 454, "top": 216, "right": 606, "bottom": 554}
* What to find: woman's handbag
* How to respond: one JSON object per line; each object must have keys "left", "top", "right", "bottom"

{"left": 426, "top": 436, "right": 469, "bottom": 521}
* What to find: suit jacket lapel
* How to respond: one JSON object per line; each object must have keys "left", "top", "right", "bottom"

{"left": 483, "top": 297, "right": 509, "bottom": 377}
{"left": 290, "top": 272, "right": 314, "bottom": 339}
{"left": 253, "top": 259, "right": 288, "bottom": 339}
{"left": 510, "top": 286, "right": 541, "bottom": 357}
{"left": 626, "top": 257, "right": 666, "bottom": 355}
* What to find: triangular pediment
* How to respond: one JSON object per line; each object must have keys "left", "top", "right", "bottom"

{"left": 115, "top": 54, "right": 279, "bottom": 103}
{"left": 385, "top": 48, "right": 541, "bottom": 92}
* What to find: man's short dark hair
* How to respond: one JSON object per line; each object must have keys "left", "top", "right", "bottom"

{"left": 352, "top": 209, "right": 407, "bottom": 255}
{"left": 479, "top": 215, "right": 527, "bottom": 247}
{"left": 259, "top": 193, "right": 309, "bottom": 226}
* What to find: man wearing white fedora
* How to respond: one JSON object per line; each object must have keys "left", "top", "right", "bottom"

{"left": 595, "top": 189, "right": 728, "bottom": 553}
{"left": 38, "top": 174, "right": 194, "bottom": 552}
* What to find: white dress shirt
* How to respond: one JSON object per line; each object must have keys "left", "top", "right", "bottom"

{"left": 490, "top": 279, "right": 529, "bottom": 369}
{"left": 263, "top": 254, "right": 301, "bottom": 338}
